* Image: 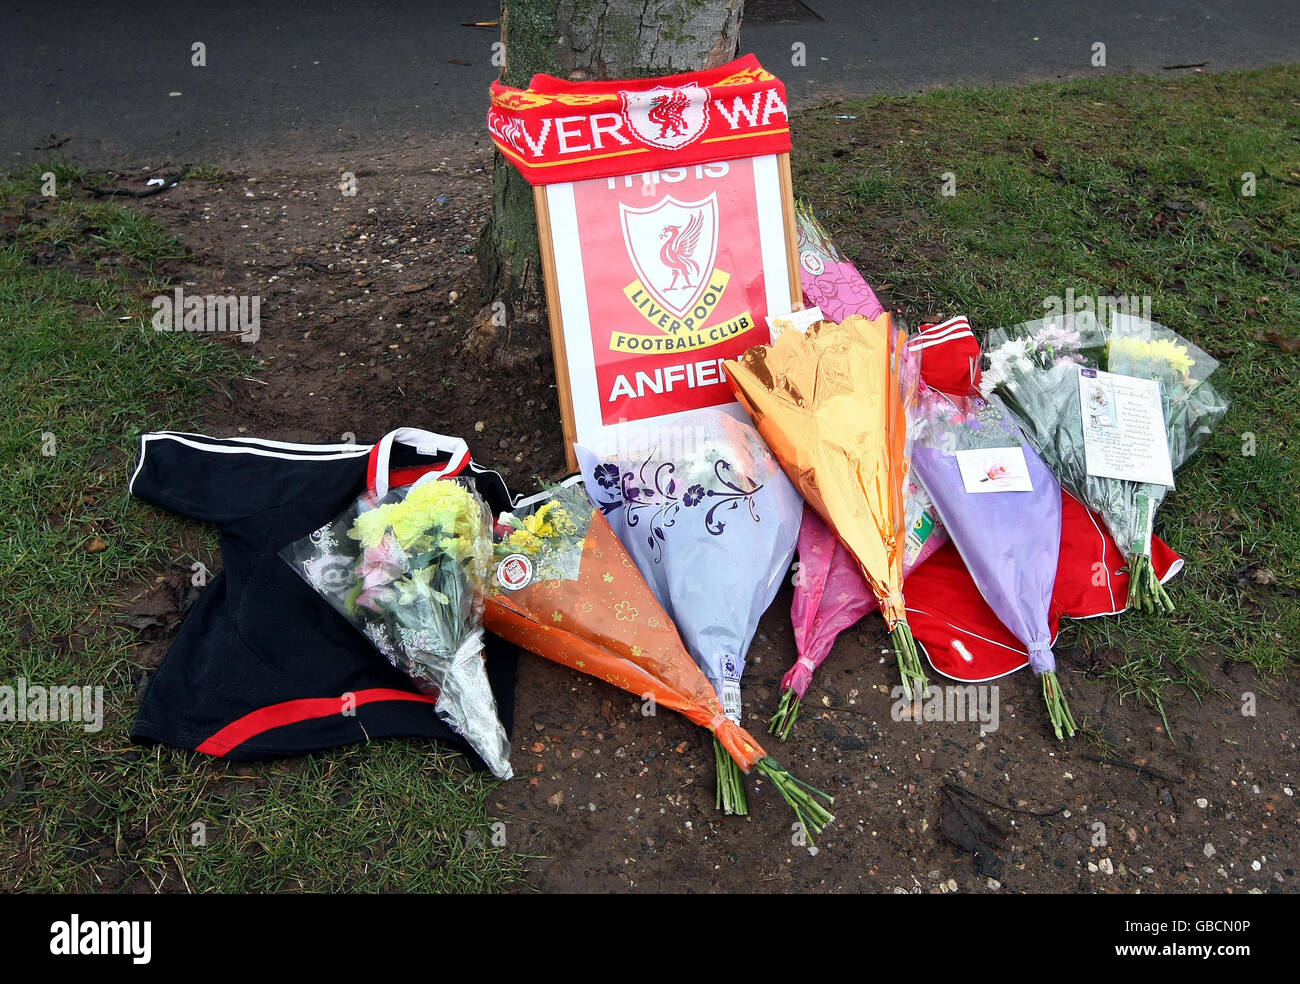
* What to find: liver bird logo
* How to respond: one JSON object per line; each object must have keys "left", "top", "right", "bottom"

{"left": 647, "top": 90, "right": 690, "bottom": 140}
{"left": 658, "top": 211, "right": 704, "bottom": 291}
{"left": 620, "top": 193, "right": 719, "bottom": 322}
{"left": 620, "top": 84, "right": 710, "bottom": 150}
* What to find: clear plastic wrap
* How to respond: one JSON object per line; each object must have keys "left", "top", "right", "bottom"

{"left": 985, "top": 312, "right": 1228, "bottom": 612}
{"left": 280, "top": 476, "right": 513, "bottom": 779}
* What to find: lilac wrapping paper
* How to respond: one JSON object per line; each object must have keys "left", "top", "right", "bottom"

{"left": 911, "top": 390, "right": 1062, "bottom": 674}
{"left": 577, "top": 409, "right": 803, "bottom": 724}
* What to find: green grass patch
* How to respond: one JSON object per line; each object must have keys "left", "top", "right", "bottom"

{"left": 0, "top": 168, "right": 526, "bottom": 892}
{"left": 792, "top": 66, "right": 1300, "bottom": 723}
{"left": 183, "top": 163, "right": 225, "bottom": 183}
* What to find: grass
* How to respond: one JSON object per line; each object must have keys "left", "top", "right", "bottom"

{"left": 3, "top": 65, "right": 1298, "bottom": 892}
{"left": 790, "top": 66, "right": 1300, "bottom": 724}
{"left": 0, "top": 162, "right": 526, "bottom": 892}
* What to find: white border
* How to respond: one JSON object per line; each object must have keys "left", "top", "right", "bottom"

{"left": 129, "top": 432, "right": 371, "bottom": 495}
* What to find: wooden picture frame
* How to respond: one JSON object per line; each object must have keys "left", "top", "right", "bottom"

{"left": 533, "top": 152, "right": 801, "bottom": 470}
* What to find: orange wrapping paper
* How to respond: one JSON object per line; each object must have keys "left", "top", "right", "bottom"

{"left": 484, "top": 503, "right": 767, "bottom": 771}
{"left": 723, "top": 313, "right": 914, "bottom": 626}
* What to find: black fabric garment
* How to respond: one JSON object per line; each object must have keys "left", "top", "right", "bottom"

{"left": 128, "top": 429, "right": 518, "bottom": 765}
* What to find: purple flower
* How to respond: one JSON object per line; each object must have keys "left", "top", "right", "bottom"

{"left": 683, "top": 484, "right": 706, "bottom": 507}
{"left": 593, "top": 463, "right": 620, "bottom": 489}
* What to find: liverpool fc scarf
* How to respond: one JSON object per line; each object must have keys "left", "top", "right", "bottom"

{"left": 487, "top": 54, "right": 791, "bottom": 186}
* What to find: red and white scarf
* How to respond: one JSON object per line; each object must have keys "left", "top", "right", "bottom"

{"left": 487, "top": 54, "right": 791, "bottom": 186}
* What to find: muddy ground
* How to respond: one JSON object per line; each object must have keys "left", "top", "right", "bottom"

{"left": 111, "top": 139, "right": 1296, "bottom": 893}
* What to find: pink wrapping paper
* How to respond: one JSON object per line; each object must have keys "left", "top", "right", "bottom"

{"left": 783, "top": 508, "right": 947, "bottom": 699}
{"left": 796, "top": 205, "right": 887, "bottom": 323}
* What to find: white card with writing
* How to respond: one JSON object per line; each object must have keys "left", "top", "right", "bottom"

{"left": 955, "top": 446, "right": 1035, "bottom": 493}
{"left": 1077, "top": 367, "right": 1175, "bottom": 487}
{"left": 765, "top": 305, "right": 824, "bottom": 341}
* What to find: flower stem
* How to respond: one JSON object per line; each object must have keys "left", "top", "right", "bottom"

{"left": 755, "top": 757, "right": 835, "bottom": 845}
{"left": 1041, "top": 670, "right": 1077, "bottom": 740}
{"left": 768, "top": 688, "right": 801, "bottom": 741}
{"left": 1127, "top": 554, "right": 1175, "bottom": 614}
{"left": 714, "top": 736, "right": 748, "bottom": 815}
{"left": 891, "top": 621, "right": 929, "bottom": 701}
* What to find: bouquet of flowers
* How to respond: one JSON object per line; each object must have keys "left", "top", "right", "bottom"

{"left": 795, "top": 201, "right": 887, "bottom": 323}
{"left": 577, "top": 409, "right": 804, "bottom": 815}
{"left": 773, "top": 478, "right": 948, "bottom": 739}
{"left": 911, "top": 387, "right": 1075, "bottom": 738}
{"left": 484, "top": 479, "right": 833, "bottom": 836}
{"left": 984, "top": 312, "right": 1228, "bottom": 612}
{"left": 725, "top": 313, "right": 930, "bottom": 700}
{"left": 769, "top": 232, "right": 949, "bottom": 740}
{"left": 281, "top": 476, "right": 513, "bottom": 778}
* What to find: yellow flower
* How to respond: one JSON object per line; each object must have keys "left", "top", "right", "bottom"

{"left": 507, "top": 528, "right": 542, "bottom": 555}
{"left": 350, "top": 503, "right": 398, "bottom": 548}
{"left": 614, "top": 601, "right": 638, "bottom": 622}
{"left": 1108, "top": 335, "right": 1194, "bottom": 377}
{"left": 350, "top": 481, "right": 490, "bottom": 574}
{"left": 551, "top": 611, "right": 563, "bottom": 623}
{"left": 602, "top": 572, "right": 614, "bottom": 583}
{"left": 398, "top": 481, "right": 479, "bottom": 542}
{"left": 522, "top": 514, "right": 553, "bottom": 539}
{"left": 394, "top": 568, "right": 449, "bottom": 607}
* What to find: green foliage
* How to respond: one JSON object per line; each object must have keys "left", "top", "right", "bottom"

{"left": 0, "top": 176, "right": 525, "bottom": 892}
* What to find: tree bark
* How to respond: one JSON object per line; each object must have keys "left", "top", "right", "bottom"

{"left": 473, "top": 0, "right": 744, "bottom": 363}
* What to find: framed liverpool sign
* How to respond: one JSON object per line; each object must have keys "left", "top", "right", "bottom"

{"left": 536, "top": 153, "right": 799, "bottom": 458}
{"left": 487, "top": 55, "right": 800, "bottom": 467}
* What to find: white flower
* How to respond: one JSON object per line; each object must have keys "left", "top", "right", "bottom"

{"left": 398, "top": 626, "right": 440, "bottom": 656}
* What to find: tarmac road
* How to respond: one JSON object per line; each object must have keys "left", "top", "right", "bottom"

{"left": 1, "top": 0, "right": 1297, "bottom": 166}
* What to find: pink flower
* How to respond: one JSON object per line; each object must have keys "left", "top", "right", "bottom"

{"left": 358, "top": 544, "right": 402, "bottom": 589}
{"left": 354, "top": 583, "right": 395, "bottom": 612}
{"left": 986, "top": 464, "right": 1008, "bottom": 481}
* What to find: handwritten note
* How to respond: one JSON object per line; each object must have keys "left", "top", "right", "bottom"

{"left": 765, "top": 305, "right": 825, "bottom": 341}
{"left": 1078, "top": 367, "right": 1175, "bottom": 487}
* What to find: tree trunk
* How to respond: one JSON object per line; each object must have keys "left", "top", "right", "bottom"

{"left": 473, "top": 0, "right": 744, "bottom": 363}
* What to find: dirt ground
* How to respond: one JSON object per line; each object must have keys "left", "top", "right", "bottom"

{"left": 115, "top": 139, "right": 1296, "bottom": 893}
